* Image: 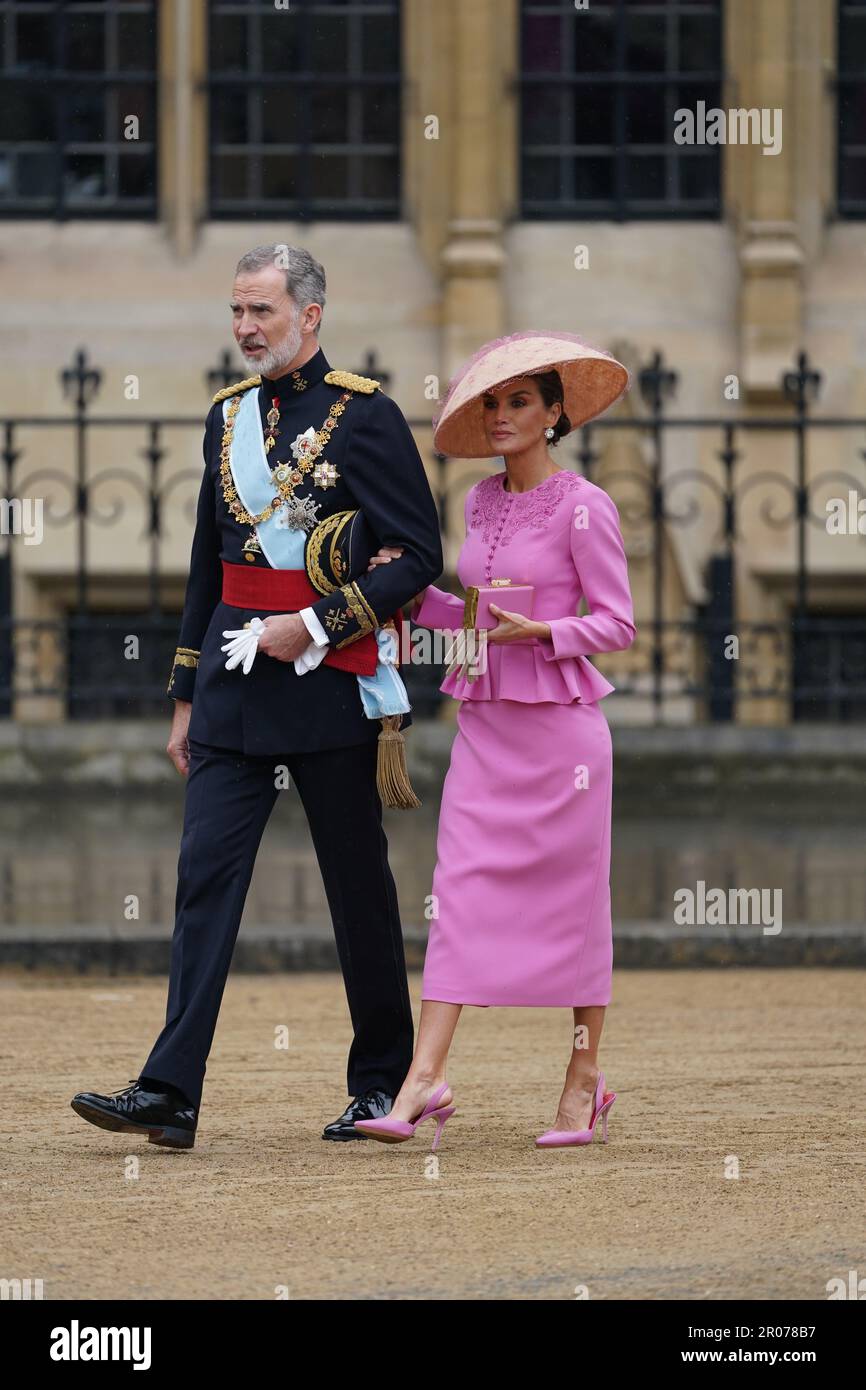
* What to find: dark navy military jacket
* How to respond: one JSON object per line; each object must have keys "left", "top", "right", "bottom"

{"left": 167, "top": 345, "right": 444, "bottom": 755}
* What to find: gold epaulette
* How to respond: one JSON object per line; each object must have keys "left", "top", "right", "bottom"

{"left": 324, "top": 369, "right": 380, "bottom": 394}
{"left": 212, "top": 375, "right": 261, "bottom": 404}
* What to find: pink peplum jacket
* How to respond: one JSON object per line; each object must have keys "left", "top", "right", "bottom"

{"left": 412, "top": 468, "right": 636, "bottom": 704}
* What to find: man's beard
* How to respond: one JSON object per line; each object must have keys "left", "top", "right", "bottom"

{"left": 241, "top": 317, "right": 304, "bottom": 378}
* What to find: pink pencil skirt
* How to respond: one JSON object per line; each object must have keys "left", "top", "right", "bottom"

{"left": 421, "top": 697, "right": 613, "bottom": 1007}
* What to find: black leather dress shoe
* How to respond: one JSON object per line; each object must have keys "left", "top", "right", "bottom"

{"left": 70, "top": 1079, "right": 197, "bottom": 1150}
{"left": 322, "top": 1089, "right": 394, "bottom": 1141}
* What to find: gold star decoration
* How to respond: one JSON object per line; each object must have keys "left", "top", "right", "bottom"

{"left": 313, "top": 460, "right": 340, "bottom": 489}
{"left": 325, "top": 608, "right": 348, "bottom": 633}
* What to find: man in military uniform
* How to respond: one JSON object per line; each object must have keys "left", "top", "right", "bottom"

{"left": 71, "top": 244, "right": 443, "bottom": 1148}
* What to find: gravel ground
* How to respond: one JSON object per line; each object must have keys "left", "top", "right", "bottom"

{"left": 1, "top": 968, "right": 863, "bottom": 1301}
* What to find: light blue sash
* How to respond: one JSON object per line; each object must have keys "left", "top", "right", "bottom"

{"left": 225, "top": 388, "right": 409, "bottom": 719}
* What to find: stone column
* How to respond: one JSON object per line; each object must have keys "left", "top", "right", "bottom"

{"left": 729, "top": 0, "right": 831, "bottom": 400}
{"left": 159, "top": 0, "right": 208, "bottom": 258}
{"left": 437, "top": 0, "right": 515, "bottom": 383}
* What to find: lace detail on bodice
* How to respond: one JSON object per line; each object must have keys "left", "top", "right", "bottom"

{"left": 468, "top": 470, "right": 584, "bottom": 547}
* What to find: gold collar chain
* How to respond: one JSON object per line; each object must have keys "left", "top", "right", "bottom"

{"left": 219, "top": 390, "right": 352, "bottom": 527}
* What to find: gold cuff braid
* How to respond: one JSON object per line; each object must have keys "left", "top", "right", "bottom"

{"left": 173, "top": 647, "right": 200, "bottom": 667}
{"left": 335, "top": 582, "right": 379, "bottom": 647}
{"left": 349, "top": 580, "right": 378, "bottom": 630}
{"left": 166, "top": 647, "right": 199, "bottom": 693}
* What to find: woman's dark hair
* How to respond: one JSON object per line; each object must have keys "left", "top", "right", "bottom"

{"left": 529, "top": 369, "right": 571, "bottom": 446}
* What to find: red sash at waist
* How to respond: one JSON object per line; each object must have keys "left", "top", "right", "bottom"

{"left": 221, "top": 559, "right": 392, "bottom": 677}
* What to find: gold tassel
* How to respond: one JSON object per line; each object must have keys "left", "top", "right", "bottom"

{"left": 377, "top": 714, "right": 421, "bottom": 809}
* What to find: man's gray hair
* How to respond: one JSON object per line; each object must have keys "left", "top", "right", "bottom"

{"left": 235, "top": 244, "right": 326, "bottom": 327}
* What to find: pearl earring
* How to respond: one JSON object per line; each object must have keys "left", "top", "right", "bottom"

{"left": 544, "top": 426, "right": 555, "bottom": 440}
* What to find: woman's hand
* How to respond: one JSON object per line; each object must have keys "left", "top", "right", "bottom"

{"left": 486, "top": 603, "right": 552, "bottom": 644}
{"left": 366, "top": 545, "right": 403, "bottom": 572}
{"left": 366, "top": 545, "right": 429, "bottom": 618}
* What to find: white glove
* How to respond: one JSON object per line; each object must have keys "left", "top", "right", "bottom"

{"left": 221, "top": 616, "right": 265, "bottom": 674}
{"left": 221, "top": 615, "right": 330, "bottom": 676}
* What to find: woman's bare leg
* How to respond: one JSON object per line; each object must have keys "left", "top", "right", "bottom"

{"left": 550, "top": 1005, "right": 607, "bottom": 1130}
{"left": 387, "top": 1000, "right": 462, "bottom": 1120}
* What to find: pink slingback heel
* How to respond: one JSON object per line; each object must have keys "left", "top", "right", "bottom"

{"left": 353, "top": 1082, "right": 456, "bottom": 1151}
{"left": 535, "top": 1071, "right": 616, "bottom": 1148}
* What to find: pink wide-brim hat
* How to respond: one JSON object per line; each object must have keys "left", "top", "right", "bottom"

{"left": 431, "top": 330, "right": 631, "bottom": 458}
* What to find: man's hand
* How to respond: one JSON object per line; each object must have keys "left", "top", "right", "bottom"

{"left": 167, "top": 699, "right": 193, "bottom": 777}
{"left": 257, "top": 612, "right": 315, "bottom": 662}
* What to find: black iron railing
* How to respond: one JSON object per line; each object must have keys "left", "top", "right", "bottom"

{"left": 2, "top": 346, "right": 866, "bottom": 722}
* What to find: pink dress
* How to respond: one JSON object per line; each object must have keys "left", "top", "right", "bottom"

{"left": 413, "top": 468, "right": 636, "bottom": 1007}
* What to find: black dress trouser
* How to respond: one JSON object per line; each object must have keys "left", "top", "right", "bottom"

{"left": 140, "top": 737, "right": 415, "bottom": 1110}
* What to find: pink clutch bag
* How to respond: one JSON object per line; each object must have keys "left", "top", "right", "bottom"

{"left": 463, "top": 579, "right": 536, "bottom": 645}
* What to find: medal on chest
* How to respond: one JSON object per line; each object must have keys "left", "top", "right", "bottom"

{"left": 270, "top": 427, "right": 341, "bottom": 496}
{"left": 220, "top": 389, "right": 349, "bottom": 537}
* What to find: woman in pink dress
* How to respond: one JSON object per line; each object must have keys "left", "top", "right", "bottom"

{"left": 355, "top": 332, "right": 636, "bottom": 1150}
